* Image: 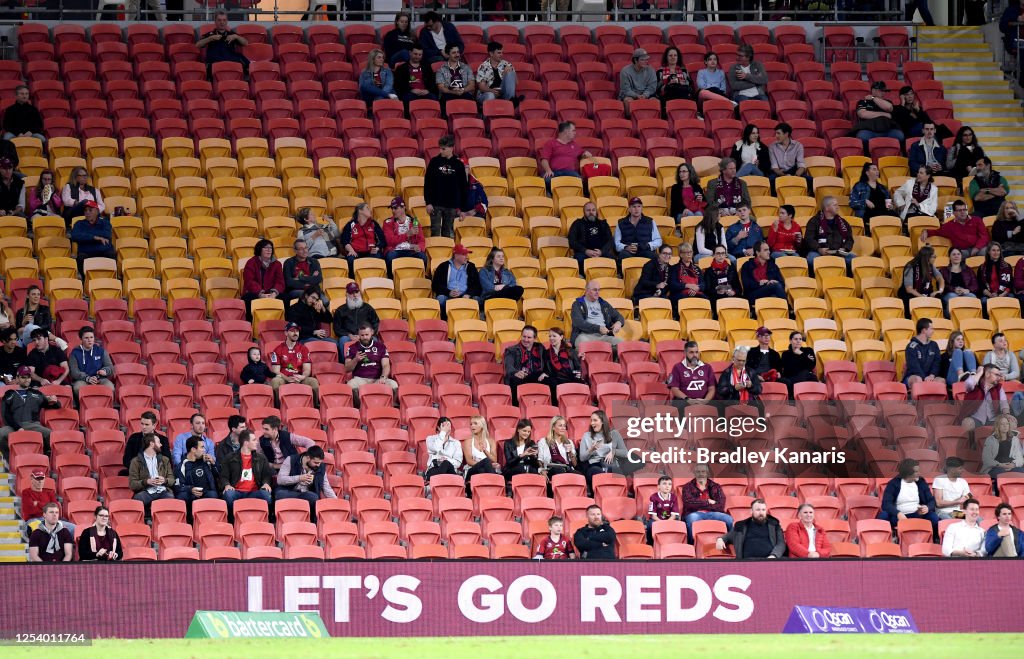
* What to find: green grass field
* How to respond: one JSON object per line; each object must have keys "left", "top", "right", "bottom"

{"left": 4, "top": 634, "right": 1023, "bottom": 659}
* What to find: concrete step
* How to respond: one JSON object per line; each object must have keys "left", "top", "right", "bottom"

{"left": 0, "top": 544, "right": 26, "bottom": 557}
{"left": 0, "top": 532, "right": 22, "bottom": 544}
{"left": 0, "top": 556, "right": 26, "bottom": 562}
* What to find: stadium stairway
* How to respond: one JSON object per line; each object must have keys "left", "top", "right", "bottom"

{"left": 918, "top": 25, "right": 1024, "bottom": 203}
{"left": 0, "top": 469, "right": 23, "bottom": 562}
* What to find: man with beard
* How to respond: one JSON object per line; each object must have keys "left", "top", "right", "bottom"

{"left": 715, "top": 498, "right": 786, "bottom": 558}
{"left": 332, "top": 282, "right": 379, "bottom": 357}
{"left": 669, "top": 341, "right": 716, "bottom": 408}
{"left": 568, "top": 201, "right": 614, "bottom": 273}
{"left": 343, "top": 323, "right": 398, "bottom": 405}
{"left": 573, "top": 505, "right": 617, "bottom": 559}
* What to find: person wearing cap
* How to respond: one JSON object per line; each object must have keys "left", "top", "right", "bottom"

{"left": 382, "top": 196, "right": 427, "bottom": 273}
{"left": 269, "top": 323, "right": 320, "bottom": 403}
{"left": 853, "top": 82, "right": 904, "bottom": 151}
{"left": 285, "top": 285, "right": 334, "bottom": 343}
{"left": 241, "top": 239, "right": 285, "bottom": 320}
{"left": 568, "top": 201, "right": 615, "bottom": 273}
{"left": 341, "top": 202, "right": 387, "bottom": 278}
{"left": 740, "top": 241, "right": 787, "bottom": 305}
{"left": 20, "top": 468, "right": 74, "bottom": 536}
{"left": 632, "top": 244, "right": 677, "bottom": 305}
{"left": 614, "top": 197, "right": 662, "bottom": 260}
{"left": 295, "top": 207, "right": 340, "bottom": 259}
{"left": 424, "top": 135, "right": 466, "bottom": 239}
{"left": 747, "top": 325, "right": 783, "bottom": 381}
{"left": 60, "top": 166, "right": 104, "bottom": 223}
{"left": 431, "top": 243, "right": 481, "bottom": 318}
{"left": 892, "top": 85, "right": 933, "bottom": 139}
{"left": 0, "top": 365, "right": 59, "bottom": 460}
{"left": 619, "top": 48, "right": 657, "bottom": 117}
{"left": 25, "top": 327, "right": 68, "bottom": 387}
{"left": 343, "top": 323, "right": 399, "bottom": 404}
{"left": 435, "top": 43, "right": 475, "bottom": 118}
{"left": 283, "top": 238, "right": 323, "bottom": 301}
{"left": 196, "top": 11, "right": 248, "bottom": 80}
{"left": 727, "top": 45, "right": 768, "bottom": 104}
{"left": 332, "top": 282, "right": 380, "bottom": 358}
{"left": 0, "top": 156, "right": 25, "bottom": 218}
{"left": 476, "top": 41, "right": 521, "bottom": 106}
{"left": 724, "top": 202, "right": 763, "bottom": 259}
{"left": 68, "top": 326, "right": 115, "bottom": 395}
{"left": 2, "top": 85, "right": 44, "bottom": 144}
{"left": 69, "top": 200, "right": 114, "bottom": 275}
{"left": 570, "top": 280, "right": 625, "bottom": 348}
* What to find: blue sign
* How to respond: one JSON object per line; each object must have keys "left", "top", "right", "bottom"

{"left": 783, "top": 606, "right": 918, "bottom": 634}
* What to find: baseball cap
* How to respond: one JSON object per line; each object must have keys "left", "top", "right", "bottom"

{"left": 389, "top": 196, "right": 405, "bottom": 208}
{"left": 452, "top": 244, "right": 469, "bottom": 256}
{"left": 346, "top": 282, "right": 360, "bottom": 294}
{"left": 31, "top": 469, "right": 45, "bottom": 479}
{"left": 633, "top": 48, "right": 649, "bottom": 60}
{"left": 628, "top": 196, "right": 643, "bottom": 206}
{"left": 285, "top": 322, "right": 300, "bottom": 331}
{"left": 17, "top": 365, "right": 31, "bottom": 376}
{"left": 83, "top": 200, "right": 100, "bottom": 209}
{"left": 756, "top": 326, "right": 772, "bottom": 337}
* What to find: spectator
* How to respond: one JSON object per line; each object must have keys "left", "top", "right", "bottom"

{"left": 27, "top": 502, "right": 73, "bottom": 562}
{"left": 717, "top": 345, "right": 762, "bottom": 402}
{"left": 725, "top": 203, "right": 763, "bottom": 259}
{"left": 25, "top": 327, "right": 68, "bottom": 387}
{"left": 538, "top": 121, "right": 593, "bottom": 187}
{"left": 424, "top": 417, "right": 464, "bottom": 480}
{"left": 696, "top": 51, "right": 730, "bottom": 105}
{"left": 940, "top": 331, "right": 977, "bottom": 386}
{"left": 980, "top": 412, "right": 1024, "bottom": 476}
{"left": 942, "top": 498, "right": 986, "bottom": 557}
{"left": 747, "top": 326, "right": 782, "bottom": 379}
{"left": 69, "top": 201, "right": 114, "bottom": 274}
{"left": 909, "top": 122, "right": 948, "bottom": 176}
{"left": 669, "top": 341, "right": 716, "bottom": 408}
{"left": 476, "top": 41, "right": 519, "bottom": 104}
{"left": 463, "top": 415, "right": 500, "bottom": 490}
{"left": 784, "top": 503, "right": 832, "bottom": 558}
{"left": 121, "top": 411, "right": 170, "bottom": 475}
{"left": 904, "top": 317, "right": 941, "bottom": 391}
{"left": 431, "top": 243, "right": 481, "bottom": 318}
{"left": 174, "top": 436, "right": 218, "bottom": 516}
{"left": 893, "top": 166, "right": 938, "bottom": 221}
{"left": 241, "top": 239, "right": 284, "bottom": 320}
{"left": 741, "top": 242, "right": 786, "bottom": 303}
{"left": 0, "top": 157, "right": 25, "bottom": 217}
{"left": 707, "top": 158, "right": 752, "bottom": 217}
{"left": 633, "top": 244, "right": 676, "bottom": 304}
{"left": 285, "top": 286, "right": 333, "bottom": 344}
{"left": 946, "top": 126, "right": 985, "bottom": 186}
{"left": 730, "top": 124, "right": 772, "bottom": 177}
{"left": 1001, "top": 0, "right": 1024, "bottom": 65}
{"left": 76, "top": 505, "right": 121, "bottom": 561}
{"left": 275, "top": 445, "right": 337, "bottom": 521}
{"left": 619, "top": 48, "right": 657, "bottom": 117}
{"left": 901, "top": 245, "right": 945, "bottom": 311}
{"left": 418, "top": 10, "right": 465, "bottom": 65}
{"left": 128, "top": 434, "right": 175, "bottom": 517}
{"left": 878, "top": 458, "right": 940, "bottom": 538}
{"left": 656, "top": 46, "right": 694, "bottom": 107}
{"left": 970, "top": 157, "right": 1010, "bottom": 218}
{"left": 905, "top": 0, "right": 935, "bottom": 23}
{"left": 0, "top": 365, "right": 57, "bottom": 458}
{"left": 574, "top": 504, "right": 617, "bottom": 559}
{"left": 479, "top": 247, "right": 523, "bottom": 302}
{"left": 767, "top": 204, "right": 802, "bottom": 259}
{"left": 569, "top": 280, "right": 625, "bottom": 348}
{"left": 978, "top": 241, "right": 1014, "bottom": 312}
{"left": 503, "top": 324, "right": 548, "bottom": 406}
{"left": 768, "top": 123, "right": 810, "bottom": 189}
{"left": 849, "top": 163, "right": 892, "bottom": 222}
{"left": 804, "top": 196, "right": 855, "bottom": 274}
{"left": 614, "top": 197, "right": 661, "bottom": 260}
{"left": 394, "top": 44, "right": 438, "bottom": 107}
{"left": 892, "top": 85, "right": 933, "bottom": 138}
{"left": 295, "top": 207, "right": 340, "bottom": 259}
{"left": 669, "top": 162, "right": 706, "bottom": 223}
{"left": 780, "top": 330, "right": 818, "bottom": 397}
{"left": 993, "top": 201, "right": 1024, "bottom": 255}
{"left": 932, "top": 456, "right": 972, "bottom": 520}
{"left": 502, "top": 419, "right": 542, "bottom": 482}
{"left": 16, "top": 285, "right": 51, "bottom": 347}
{"left": 537, "top": 416, "right": 578, "bottom": 478}
{"left": 196, "top": 11, "right": 248, "bottom": 79}
{"left": 68, "top": 326, "right": 114, "bottom": 395}
{"left": 219, "top": 429, "right": 273, "bottom": 514}
{"left": 435, "top": 44, "right": 475, "bottom": 117}
{"left": 2, "top": 85, "right": 44, "bottom": 143}
{"left": 694, "top": 207, "right": 730, "bottom": 261}
{"left": 259, "top": 415, "right": 315, "bottom": 477}
{"left": 0, "top": 327, "right": 24, "bottom": 384}
{"left": 985, "top": 332, "right": 1020, "bottom": 381}
{"left": 644, "top": 475, "right": 681, "bottom": 543}
{"left": 383, "top": 11, "right": 416, "bottom": 65}
{"left": 343, "top": 323, "right": 398, "bottom": 404}
{"left": 961, "top": 366, "right": 1011, "bottom": 445}
{"left": 171, "top": 413, "right": 216, "bottom": 470}
{"left": 424, "top": 135, "right": 466, "bottom": 239}
{"left": 703, "top": 244, "right": 742, "bottom": 306}
{"left": 340, "top": 203, "right": 386, "bottom": 278}
{"left": 727, "top": 44, "right": 768, "bottom": 104}
{"left": 460, "top": 158, "right": 489, "bottom": 219}
{"left": 568, "top": 201, "right": 614, "bottom": 272}
{"left": 269, "top": 322, "right": 320, "bottom": 401}
{"left": 60, "top": 166, "right": 104, "bottom": 223}
{"left": 544, "top": 327, "right": 587, "bottom": 393}
{"left": 215, "top": 415, "right": 248, "bottom": 465}
{"left": 382, "top": 196, "right": 427, "bottom": 272}
{"left": 26, "top": 169, "right": 62, "bottom": 220}
{"left": 716, "top": 498, "right": 786, "bottom": 558}
{"left": 358, "top": 49, "right": 398, "bottom": 106}
{"left": 671, "top": 243, "right": 705, "bottom": 304}
{"left": 20, "top": 469, "right": 74, "bottom": 535}
{"left": 985, "top": 502, "right": 1024, "bottom": 557}
{"left": 853, "top": 81, "right": 904, "bottom": 149}
{"left": 332, "top": 282, "right": 379, "bottom": 357}
{"left": 240, "top": 346, "right": 272, "bottom": 386}
{"left": 533, "top": 515, "right": 577, "bottom": 560}
{"left": 940, "top": 248, "right": 979, "bottom": 314}
{"left": 579, "top": 410, "right": 627, "bottom": 487}
{"left": 922, "top": 200, "right": 988, "bottom": 258}
{"left": 283, "top": 239, "right": 323, "bottom": 301}
{"left": 681, "top": 464, "right": 733, "bottom": 541}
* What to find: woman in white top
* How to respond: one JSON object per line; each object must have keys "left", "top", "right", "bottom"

{"left": 983, "top": 332, "right": 1020, "bottom": 381}
{"left": 537, "top": 415, "right": 577, "bottom": 477}
{"left": 893, "top": 166, "right": 938, "bottom": 221}
{"left": 424, "top": 416, "right": 464, "bottom": 481}
{"left": 462, "top": 415, "right": 499, "bottom": 493}
{"left": 729, "top": 124, "right": 771, "bottom": 178}
{"left": 693, "top": 207, "right": 733, "bottom": 262}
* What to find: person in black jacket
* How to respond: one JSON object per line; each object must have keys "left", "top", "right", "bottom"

{"left": 431, "top": 244, "right": 481, "bottom": 319}
{"left": 424, "top": 135, "right": 466, "bottom": 239}
{"left": 393, "top": 44, "right": 438, "bottom": 107}
{"left": 779, "top": 331, "right": 817, "bottom": 397}
{"left": 568, "top": 202, "right": 615, "bottom": 273}
{"left": 282, "top": 240, "right": 322, "bottom": 301}
{"left": 174, "top": 436, "right": 219, "bottom": 520}
{"left": 219, "top": 430, "right": 273, "bottom": 517}
{"left": 703, "top": 245, "right": 742, "bottom": 308}
{"left": 0, "top": 367, "right": 59, "bottom": 459}
{"left": 715, "top": 498, "right": 786, "bottom": 558}
{"left": 215, "top": 415, "right": 248, "bottom": 465}
{"left": 716, "top": 346, "right": 762, "bottom": 402}
{"left": 502, "top": 419, "right": 542, "bottom": 484}
{"left": 240, "top": 347, "right": 273, "bottom": 385}
{"left": 504, "top": 325, "right": 549, "bottom": 406}
{"left": 730, "top": 124, "right": 773, "bottom": 177}
{"left": 632, "top": 245, "right": 678, "bottom": 305}
{"left": 574, "top": 505, "right": 617, "bottom": 559}
{"left": 2, "top": 85, "right": 44, "bottom": 143}
{"left": 544, "top": 327, "right": 587, "bottom": 399}
{"left": 383, "top": 11, "right": 417, "bottom": 65}
{"left": 740, "top": 241, "right": 786, "bottom": 302}
{"left": 747, "top": 327, "right": 782, "bottom": 380}
{"left": 120, "top": 411, "right": 171, "bottom": 475}
{"left": 284, "top": 286, "right": 333, "bottom": 343}
{"left": 418, "top": 11, "right": 465, "bottom": 65}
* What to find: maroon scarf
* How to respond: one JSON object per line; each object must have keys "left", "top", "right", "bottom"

{"left": 912, "top": 181, "right": 932, "bottom": 203}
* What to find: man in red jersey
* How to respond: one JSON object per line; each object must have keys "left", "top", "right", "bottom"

{"left": 269, "top": 322, "right": 320, "bottom": 404}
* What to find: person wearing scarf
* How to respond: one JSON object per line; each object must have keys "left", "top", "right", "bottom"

{"left": 716, "top": 346, "right": 762, "bottom": 402}
{"left": 703, "top": 245, "right": 741, "bottom": 308}
{"left": 632, "top": 245, "right": 676, "bottom": 304}
{"left": 894, "top": 166, "right": 938, "bottom": 221}
{"left": 978, "top": 241, "right": 1013, "bottom": 313}
{"left": 28, "top": 502, "right": 72, "bottom": 562}
{"left": 740, "top": 241, "right": 786, "bottom": 303}
{"left": 543, "top": 327, "right": 586, "bottom": 400}
{"left": 804, "top": 196, "right": 854, "bottom": 275}
{"left": 669, "top": 243, "right": 704, "bottom": 307}
{"left": 503, "top": 325, "right": 549, "bottom": 406}
{"left": 969, "top": 156, "right": 1010, "bottom": 218}
{"left": 900, "top": 245, "right": 944, "bottom": 313}
{"left": 705, "top": 157, "right": 751, "bottom": 216}
{"left": 479, "top": 247, "right": 523, "bottom": 302}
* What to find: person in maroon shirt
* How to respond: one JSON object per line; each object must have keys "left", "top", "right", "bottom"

{"left": 241, "top": 239, "right": 285, "bottom": 321}
{"left": 28, "top": 502, "right": 73, "bottom": 562}
{"left": 680, "top": 464, "right": 734, "bottom": 541}
{"left": 646, "top": 476, "right": 680, "bottom": 543}
{"left": 269, "top": 323, "right": 320, "bottom": 403}
{"left": 533, "top": 516, "right": 577, "bottom": 560}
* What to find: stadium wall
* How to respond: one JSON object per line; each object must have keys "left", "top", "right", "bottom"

{"left": 1, "top": 561, "right": 1020, "bottom": 637}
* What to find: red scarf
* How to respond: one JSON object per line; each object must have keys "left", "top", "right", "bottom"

{"left": 730, "top": 366, "right": 751, "bottom": 402}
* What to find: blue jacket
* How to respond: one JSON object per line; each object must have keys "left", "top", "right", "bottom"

{"left": 903, "top": 337, "right": 941, "bottom": 383}
{"left": 462, "top": 178, "right": 489, "bottom": 214}
{"left": 908, "top": 141, "right": 948, "bottom": 177}
{"left": 479, "top": 266, "right": 517, "bottom": 296}
{"left": 70, "top": 217, "right": 113, "bottom": 258}
{"left": 740, "top": 258, "right": 785, "bottom": 297}
{"left": 358, "top": 68, "right": 396, "bottom": 101}
{"left": 880, "top": 476, "right": 936, "bottom": 518}
{"left": 984, "top": 524, "right": 1024, "bottom": 557}
{"left": 174, "top": 458, "right": 218, "bottom": 496}
{"left": 419, "top": 22, "right": 465, "bottom": 63}
{"left": 724, "top": 220, "right": 764, "bottom": 258}
{"left": 849, "top": 181, "right": 890, "bottom": 218}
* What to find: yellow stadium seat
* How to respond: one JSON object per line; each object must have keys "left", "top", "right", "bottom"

{"left": 460, "top": 237, "right": 493, "bottom": 268}
{"left": 754, "top": 297, "right": 789, "bottom": 324}
{"left": 3, "top": 256, "right": 37, "bottom": 283}
{"left": 677, "top": 297, "right": 713, "bottom": 332}
{"left": 812, "top": 176, "right": 845, "bottom": 205}
{"left": 165, "top": 278, "right": 201, "bottom": 311}
{"left": 249, "top": 177, "right": 284, "bottom": 200}
{"left": 750, "top": 196, "right": 779, "bottom": 221}
{"left": 803, "top": 317, "right": 839, "bottom": 344}
{"left": 254, "top": 197, "right": 290, "bottom": 223}
{"left": 279, "top": 156, "right": 315, "bottom": 184}
{"left": 152, "top": 236, "right": 187, "bottom": 266}
{"left": 273, "top": 137, "right": 307, "bottom": 165}
{"left": 121, "top": 257, "right": 157, "bottom": 281}
{"left": 467, "top": 156, "right": 500, "bottom": 181}
{"left": 159, "top": 256, "right": 195, "bottom": 283}
{"left": 947, "top": 296, "right": 983, "bottom": 327}
{"left": 215, "top": 198, "right": 252, "bottom": 222}
{"left": 830, "top": 296, "right": 867, "bottom": 329}
{"left": 0, "top": 216, "right": 26, "bottom": 239}
{"left": 42, "top": 256, "right": 78, "bottom": 284}
{"left": 179, "top": 198, "right": 215, "bottom": 226}
{"left": 389, "top": 257, "right": 425, "bottom": 285}
{"left": 775, "top": 175, "right": 808, "bottom": 203}
{"left": 160, "top": 137, "right": 195, "bottom": 166}
{"left": 784, "top": 277, "right": 819, "bottom": 309}
{"left": 53, "top": 157, "right": 86, "bottom": 187}
{"left": 841, "top": 317, "right": 879, "bottom": 345}
{"left": 443, "top": 298, "right": 481, "bottom": 338}
{"left": 878, "top": 235, "right": 913, "bottom": 271}
{"left": 877, "top": 156, "right": 909, "bottom": 189}
{"left": 108, "top": 216, "right": 143, "bottom": 243}
{"left": 880, "top": 318, "right": 914, "bottom": 355}
{"left": 520, "top": 196, "right": 554, "bottom": 223}
{"left": 197, "top": 138, "right": 233, "bottom": 166}
{"left": 86, "top": 277, "right": 122, "bottom": 312}
{"left": 128, "top": 156, "right": 163, "bottom": 183}
{"left": 987, "top": 297, "right": 1022, "bottom": 324}
{"left": 594, "top": 276, "right": 625, "bottom": 300}
{"left": 812, "top": 339, "right": 849, "bottom": 376}
{"left": 18, "top": 156, "right": 47, "bottom": 179}
{"left": 48, "top": 277, "right": 84, "bottom": 304}
{"left": 840, "top": 156, "right": 871, "bottom": 191}
{"left": 906, "top": 216, "right": 939, "bottom": 250}
{"left": 696, "top": 339, "right": 729, "bottom": 364}
{"left": 90, "top": 155, "right": 126, "bottom": 179}
{"left": 625, "top": 176, "right": 660, "bottom": 199}
{"left": 638, "top": 297, "right": 673, "bottom": 334}
{"left": 851, "top": 339, "right": 888, "bottom": 378}
{"left": 714, "top": 298, "right": 749, "bottom": 325}
{"left": 198, "top": 278, "right": 235, "bottom": 315}
{"left": 0, "top": 236, "right": 33, "bottom": 262}
{"left": 221, "top": 216, "right": 257, "bottom": 242}
{"left": 812, "top": 256, "right": 848, "bottom": 285}
{"left": 553, "top": 277, "right": 587, "bottom": 315}
{"left": 211, "top": 176, "right": 247, "bottom": 204}
{"left": 492, "top": 318, "right": 526, "bottom": 356}
{"left": 242, "top": 156, "right": 277, "bottom": 184}
{"left": 860, "top": 276, "right": 896, "bottom": 302}
{"left": 250, "top": 299, "right": 285, "bottom": 337}
{"left": 404, "top": 298, "right": 441, "bottom": 338}
{"left": 646, "top": 318, "right": 681, "bottom": 357}
{"left": 546, "top": 257, "right": 581, "bottom": 286}
{"left": 12, "top": 136, "right": 45, "bottom": 160}
{"left": 83, "top": 256, "right": 117, "bottom": 285}
{"left": 134, "top": 175, "right": 169, "bottom": 199}
{"left": 725, "top": 317, "right": 759, "bottom": 345}
{"left": 112, "top": 237, "right": 148, "bottom": 263}
{"left": 581, "top": 257, "right": 616, "bottom": 281}
{"left": 998, "top": 318, "right": 1024, "bottom": 353}
{"left": 205, "top": 156, "right": 239, "bottom": 180}
{"left": 455, "top": 216, "right": 487, "bottom": 242}
{"left": 138, "top": 196, "right": 176, "bottom": 224}
{"left": 506, "top": 256, "right": 540, "bottom": 280}
{"left": 804, "top": 156, "right": 837, "bottom": 179}
{"left": 185, "top": 216, "right": 221, "bottom": 242}
{"left": 484, "top": 298, "right": 520, "bottom": 332}
{"left": 369, "top": 297, "right": 402, "bottom": 320}
{"left": 237, "top": 138, "right": 270, "bottom": 162}
{"left": 870, "top": 297, "right": 906, "bottom": 324}
{"left": 359, "top": 276, "right": 395, "bottom": 303}
{"left": 121, "top": 138, "right": 156, "bottom": 167}
{"left": 47, "top": 137, "right": 82, "bottom": 163}
{"left": 498, "top": 237, "right": 532, "bottom": 261}
{"left": 619, "top": 257, "right": 647, "bottom": 299}
{"left": 486, "top": 196, "right": 517, "bottom": 222}
{"left": 352, "top": 258, "right": 387, "bottom": 283}
{"left": 190, "top": 236, "right": 226, "bottom": 263}
{"left": 959, "top": 317, "right": 994, "bottom": 349}
{"left": 166, "top": 157, "right": 202, "bottom": 184}
{"left": 588, "top": 176, "right": 621, "bottom": 201}
{"left": 527, "top": 215, "right": 561, "bottom": 247}
{"left": 452, "top": 318, "right": 487, "bottom": 361}
{"left": 504, "top": 157, "right": 538, "bottom": 184}
{"left": 684, "top": 318, "right": 720, "bottom": 342}
{"left": 523, "top": 298, "right": 557, "bottom": 332}
{"left": 519, "top": 276, "right": 548, "bottom": 301}
{"left": 491, "top": 217, "right": 526, "bottom": 243}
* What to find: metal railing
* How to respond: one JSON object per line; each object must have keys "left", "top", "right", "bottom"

{"left": 816, "top": 20, "right": 918, "bottom": 76}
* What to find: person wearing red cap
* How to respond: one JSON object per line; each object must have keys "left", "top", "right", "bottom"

{"left": 382, "top": 196, "right": 427, "bottom": 274}
{"left": 747, "top": 326, "right": 782, "bottom": 382}
{"left": 69, "top": 199, "right": 114, "bottom": 275}
{"left": 431, "top": 243, "right": 481, "bottom": 318}
{"left": 268, "top": 323, "right": 320, "bottom": 404}
{"left": 0, "top": 365, "right": 59, "bottom": 460}
{"left": 20, "top": 468, "right": 74, "bottom": 536}
{"left": 0, "top": 156, "right": 25, "bottom": 218}
{"left": 340, "top": 203, "right": 387, "bottom": 278}
{"left": 614, "top": 197, "right": 661, "bottom": 260}
{"left": 740, "top": 241, "right": 786, "bottom": 303}
{"left": 424, "top": 135, "right": 466, "bottom": 239}
{"left": 332, "top": 282, "right": 380, "bottom": 358}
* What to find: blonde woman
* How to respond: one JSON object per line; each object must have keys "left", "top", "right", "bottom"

{"left": 538, "top": 416, "right": 578, "bottom": 477}
{"left": 981, "top": 413, "right": 1024, "bottom": 477}
{"left": 462, "top": 415, "right": 499, "bottom": 494}
{"left": 358, "top": 49, "right": 398, "bottom": 105}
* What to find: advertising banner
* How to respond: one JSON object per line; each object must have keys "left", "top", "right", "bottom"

{"left": 782, "top": 606, "right": 918, "bottom": 634}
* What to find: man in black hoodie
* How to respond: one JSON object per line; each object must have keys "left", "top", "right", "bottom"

{"left": 424, "top": 134, "right": 466, "bottom": 239}
{"left": 175, "top": 436, "right": 219, "bottom": 520}
{"left": 568, "top": 201, "right": 615, "bottom": 274}
{"left": 715, "top": 498, "right": 786, "bottom": 558}
{"left": 574, "top": 505, "right": 617, "bottom": 559}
